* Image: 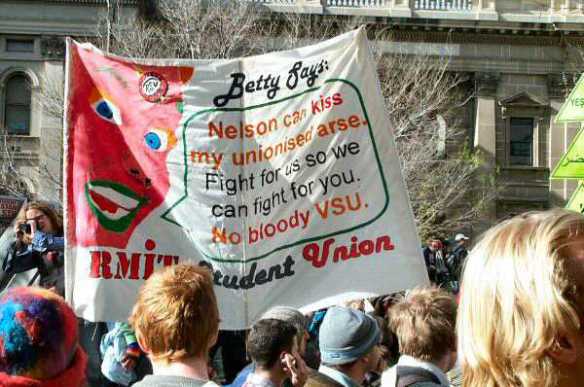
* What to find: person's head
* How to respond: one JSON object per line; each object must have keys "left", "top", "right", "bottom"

{"left": 430, "top": 239, "right": 443, "bottom": 251}
{"left": 458, "top": 209, "right": 584, "bottom": 387}
{"left": 0, "top": 287, "right": 87, "bottom": 386}
{"left": 388, "top": 287, "right": 457, "bottom": 371}
{"left": 319, "top": 306, "right": 382, "bottom": 380}
{"left": 454, "top": 233, "right": 469, "bottom": 246}
{"left": 130, "top": 264, "right": 220, "bottom": 364}
{"left": 247, "top": 319, "right": 298, "bottom": 373}
{"left": 260, "top": 306, "right": 309, "bottom": 357}
{"left": 18, "top": 201, "right": 62, "bottom": 235}
{"left": 426, "top": 240, "right": 436, "bottom": 252}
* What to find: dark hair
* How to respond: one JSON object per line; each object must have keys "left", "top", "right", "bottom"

{"left": 247, "top": 319, "right": 297, "bottom": 369}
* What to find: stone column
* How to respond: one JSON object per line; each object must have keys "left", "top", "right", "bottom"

{"left": 548, "top": 73, "right": 579, "bottom": 206}
{"left": 474, "top": 72, "right": 499, "bottom": 226}
{"left": 473, "top": 0, "right": 497, "bottom": 19}
{"left": 473, "top": 73, "right": 500, "bottom": 226}
{"left": 390, "top": 0, "right": 412, "bottom": 17}
{"left": 474, "top": 72, "right": 499, "bottom": 166}
{"left": 37, "top": 61, "right": 64, "bottom": 203}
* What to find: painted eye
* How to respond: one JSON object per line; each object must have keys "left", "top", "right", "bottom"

{"left": 90, "top": 89, "right": 122, "bottom": 125}
{"left": 144, "top": 128, "right": 176, "bottom": 152}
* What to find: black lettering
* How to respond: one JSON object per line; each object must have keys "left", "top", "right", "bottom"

{"left": 255, "top": 269, "right": 268, "bottom": 285}
{"left": 197, "top": 256, "right": 295, "bottom": 290}
{"left": 239, "top": 263, "right": 257, "bottom": 289}
{"left": 213, "top": 72, "right": 245, "bottom": 107}
{"left": 287, "top": 61, "right": 302, "bottom": 90}
{"left": 222, "top": 275, "right": 240, "bottom": 289}
{"left": 282, "top": 256, "right": 295, "bottom": 276}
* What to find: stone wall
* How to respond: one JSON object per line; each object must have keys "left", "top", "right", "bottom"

{"left": 385, "top": 26, "right": 584, "bottom": 221}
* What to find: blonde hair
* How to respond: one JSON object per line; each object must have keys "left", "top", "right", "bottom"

{"left": 388, "top": 287, "right": 457, "bottom": 362}
{"left": 130, "top": 264, "right": 220, "bottom": 363}
{"left": 457, "top": 209, "right": 584, "bottom": 387}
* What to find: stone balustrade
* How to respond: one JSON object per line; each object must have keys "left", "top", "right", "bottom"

{"left": 259, "top": 0, "right": 584, "bottom": 23}
{"left": 325, "top": 0, "right": 389, "bottom": 7}
{"left": 413, "top": 0, "right": 473, "bottom": 11}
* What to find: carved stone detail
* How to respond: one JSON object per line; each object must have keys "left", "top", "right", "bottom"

{"left": 383, "top": 29, "right": 581, "bottom": 47}
{"left": 475, "top": 72, "right": 500, "bottom": 96}
{"left": 547, "top": 73, "right": 578, "bottom": 99}
{"left": 40, "top": 36, "right": 66, "bottom": 58}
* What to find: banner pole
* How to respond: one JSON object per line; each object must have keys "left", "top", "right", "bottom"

{"left": 62, "top": 37, "right": 73, "bottom": 306}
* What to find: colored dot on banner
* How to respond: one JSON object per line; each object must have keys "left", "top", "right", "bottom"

{"left": 145, "top": 132, "right": 162, "bottom": 150}
{"left": 145, "top": 239, "right": 156, "bottom": 251}
{"left": 96, "top": 101, "right": 113, "bottom": 120}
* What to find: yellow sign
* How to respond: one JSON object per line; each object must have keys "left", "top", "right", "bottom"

{"left": 551, "top": 128, "right": 584, "bottom": 179}
{"left": 566, "top": 182, "right": 584, "bottom": 214}
{"left": 556, "top": 74, "right": 584, "bottom": 123}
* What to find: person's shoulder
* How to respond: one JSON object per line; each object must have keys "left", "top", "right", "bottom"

{"left": 408, "top": 382, "right": 443, "bottom": 387}
{"left": 133, "top": 375, "right": 219, "bottom": 387}
{"left": 229, "top": 363, "right": 254, "bottom": 387}
{"left": 390, "top": 365, "right": 445, "bottom": 387}
{"left": 380, "top": 365, "right": 397, "bottom": 387}
{"left": 305, "top": 369, "right": 343, "bottom": 387}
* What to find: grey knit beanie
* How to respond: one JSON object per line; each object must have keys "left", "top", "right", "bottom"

{"left": 260, "top": 306, "right": 307, "bottom": 336}
{"left": 319, "top": 306, "right": 380, "bottom": 365}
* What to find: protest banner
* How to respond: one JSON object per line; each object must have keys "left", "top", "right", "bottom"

{"left": 555, "top": 74, "right": 584, "bottom": 123}
{"left": 566, "top": 181, "right": 584, "bottom": 214}
{"left": 551, "top": 127, "right": 584, "bottom": 179}
{"left": 0, "top": 196, "right": 25, "bottom": 233}
{"left": 64, "top": 28, "right": 428, "bottom": 328}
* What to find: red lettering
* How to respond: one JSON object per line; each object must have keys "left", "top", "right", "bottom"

{"left": 114, "top": 252, "right": 141, "bottom": 280}
{"left": 212, "top": 227, "right": 227, "bottom": 243}
{"left": 90, "top": 251, "right": 101, "bottom": 278}
{"left": 157, "top": 254, "right": 178, "bottom": 267}
{"left": 100, "top": 251, "right": 113, "bottom": 279}
{"left": 143, "top": 253, "right": 156, "bottom": 280}
{"left": 303, "top": 235, "right": 394, "bottom": 269}
{"left": 89, "top": 249, "right": 182, "bottom": 280}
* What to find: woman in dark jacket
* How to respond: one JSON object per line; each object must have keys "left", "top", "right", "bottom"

{"left": 1, "top": 201, "right": 64, "bottom": 295}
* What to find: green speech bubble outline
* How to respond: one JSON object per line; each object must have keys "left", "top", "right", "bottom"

{"left": 161, "top": 79, "right": 390, "bottom": 263}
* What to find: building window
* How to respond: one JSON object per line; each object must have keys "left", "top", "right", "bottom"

{"left": 509, "top": 117, "right": 534, "bottom": 166}
{"left": 4, "top": 74, "right": 31, "bottom": 135}
{"left": 5, "top": 39, "right": 34, "bottom": 53}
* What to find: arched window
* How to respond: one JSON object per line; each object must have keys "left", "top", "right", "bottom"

{"left": 4, "top": 74, "right": 31, "bottom": 135}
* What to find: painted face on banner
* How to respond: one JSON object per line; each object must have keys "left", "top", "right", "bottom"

{"left": 68, "top": 45, "right": 193, "bottom": 248}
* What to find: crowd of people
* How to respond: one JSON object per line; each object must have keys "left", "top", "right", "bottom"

{"left": 422, "top": 233, "right": 470, "bottom": 292}
{"left": 0, "top": 204, "right": 583, "bottom": 387}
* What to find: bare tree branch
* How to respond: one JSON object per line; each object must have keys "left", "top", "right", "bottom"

{"left": 32, "top": 2, "right": 495, "bottom": 240}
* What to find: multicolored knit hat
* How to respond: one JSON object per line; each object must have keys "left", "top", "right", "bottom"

{"left": 0, "top": 287, "right": 79, "bottom": 380}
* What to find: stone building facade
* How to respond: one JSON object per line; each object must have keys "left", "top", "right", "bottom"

{"left": 381, "top": 28, "right": 584, "bottom": 220}
{"left": 0, "top": 0, "right": 137, "bottom": 203}
{"left": 269, "top": 0, "right": 584, "bottom": 220}
{"left": 1, "top": 0, "right": 584, "bottom": 222}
